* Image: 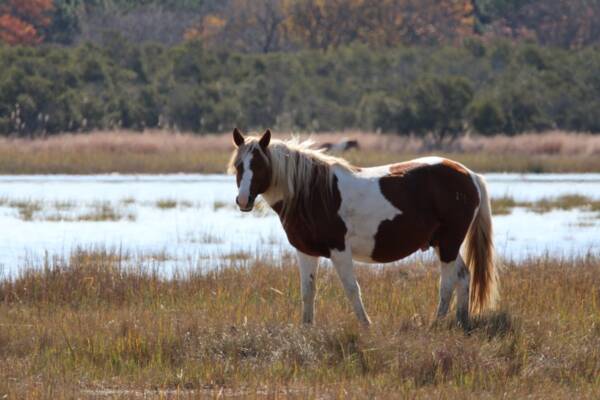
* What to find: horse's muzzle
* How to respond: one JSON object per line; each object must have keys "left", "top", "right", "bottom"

{"left": 236, "top": 195, "right": 254, "bottom": 212}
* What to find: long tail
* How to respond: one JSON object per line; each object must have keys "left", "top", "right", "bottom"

{"left": 464, "top": 173, "right": 498, "bottom": 314}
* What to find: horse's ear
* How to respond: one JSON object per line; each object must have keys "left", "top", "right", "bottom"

{"left": 233, "top": 128, "right": 244, "bottom": 147}
{"left": 259, "top": 129, "right": 271, "bottom": 149}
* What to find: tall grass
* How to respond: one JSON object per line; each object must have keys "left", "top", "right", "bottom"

{"left": 0, "top": 130, "right": 599, "bottom": 174}
{"left": 1, "top": 250, "right": 599, "bottom": 398}
{"left": 0, "top": 130, "right": 229, "bottom": 174}
{"left": 2, "top": 199, "right": 136, "bottom": 222}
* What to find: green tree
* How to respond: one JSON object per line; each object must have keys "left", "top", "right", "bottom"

{"left": 468, "top": 98, "right": 505, "bottom": 135}
{"left": 413, "top": 76, "right": 474, "bottom": 142}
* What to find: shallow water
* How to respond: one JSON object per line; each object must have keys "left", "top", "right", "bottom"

{"left": 0, "top": 173, "right": 598, "bottom": 276}
{"left": 487, "top": 173, "right": 600, "bottom": 200}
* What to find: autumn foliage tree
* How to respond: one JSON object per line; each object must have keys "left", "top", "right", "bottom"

{"left": 186, "top": 0, "right": 286, "bottom": 53}
{"left": 190, "top": 0, "right": 476, "bottom": 52}
{"left": 478, "top": 0, "right": 600, "bottom": 49}
{"left": 284, "top": 0, "right": 475, "bottom": 49}
{"left": 0, "top": 0, "right": 54, "bottom": 45}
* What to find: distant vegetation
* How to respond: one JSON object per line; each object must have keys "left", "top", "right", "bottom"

{"left": 2, "top": 41, "right": 600, "bottom": 138}
{"left": 1, "top": 1, "right": 600, "bottom": 138}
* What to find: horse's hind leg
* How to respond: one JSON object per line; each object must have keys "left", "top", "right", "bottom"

{"left": 436, "top": 258, "right": 458, "bottom": 319}
{"left": 455, "top": 255, "right": 470, "bottom": 329}
{"left": 436, "top": 253, "right": 470, "bottom": 329}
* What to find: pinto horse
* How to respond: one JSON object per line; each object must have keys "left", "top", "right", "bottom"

{"left": 228, "top": 128, "right": 498, "bottom": 327}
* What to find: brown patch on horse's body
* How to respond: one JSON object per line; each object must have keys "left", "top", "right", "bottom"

{"left": 372, "top": 160, "right": 479, "bottom": 263}
{"left": 272, "top": 175, "right": 347, "bottom": 258}
{"left": 389, "top": 161, "right": 424, "bottom": 176}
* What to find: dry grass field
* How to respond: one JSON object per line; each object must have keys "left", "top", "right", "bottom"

{"left": 1, "top": 250, "right": 599, "bottom": 398}
{"left": 1, "top": 130, "right": 600, "bottom": 174}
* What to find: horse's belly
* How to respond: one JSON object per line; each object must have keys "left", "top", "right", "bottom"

{"left": 370, "top": 215, "right": 437, "bottom": 263}
{"left": 348, "top": 234, "right": 378, "bottom": 263}
{"left": 369, "top": 240, "right": 426, "bottom": 263}
{"left": 344, "top": 210, "right": 432, "bottom": 264}
{"left": 349, "top": 233, "right": 427, "bottom": 264}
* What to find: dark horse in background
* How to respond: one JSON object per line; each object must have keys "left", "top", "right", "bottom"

{"left": 318, "top": 139, "right": 360, "bottom": 152}
{"left": 229, "top": 128, "right": 497, "bottom": 328}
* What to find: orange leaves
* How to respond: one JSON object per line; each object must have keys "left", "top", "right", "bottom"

{"left": 184, "top": 14, "right": 223, "bottom": 44}
{"left": 185, "top": 14, "right": 226, "bottom": 42}
{"left": 0, "top": 14, "right": 40, "bottom": 45}
{"left": 0, "top": 0, "right": 54, "bottom": 45}
{"left": 419, "top": 0, "right": 475, "bottom": 41}
{"left": 9, "top": 0, "right": 53, "bottom": 27}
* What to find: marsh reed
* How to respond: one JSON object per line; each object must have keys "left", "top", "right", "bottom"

{"left": 0, "top": 130, "right": 599, "bottom": 174}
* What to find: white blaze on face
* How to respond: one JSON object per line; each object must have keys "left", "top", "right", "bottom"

{"left": 237, "top": 152, "right": 254, "bottom": 208}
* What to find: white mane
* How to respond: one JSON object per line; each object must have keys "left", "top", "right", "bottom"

{"left": 268, "top": 137, "right": 352, "bottom": 199}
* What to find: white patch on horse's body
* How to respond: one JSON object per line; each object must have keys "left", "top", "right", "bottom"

{"left": 237, "top": 152, "right": 254, "bottom": 207}
{"left": 355, "top": 165, "right": 393, "bottom": 179}
{"left": 414, "top": 156, "right": 445, "bottom": 165}
{"left": 334, "top": 165, "right": 401, "bottom": 263}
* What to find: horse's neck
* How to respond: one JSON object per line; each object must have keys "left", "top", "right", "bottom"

{"left": 261, "top": 164, "right": 352, "bottom": 209}
{"left": 261, "top": 185, "right": 284, "bottom": 207}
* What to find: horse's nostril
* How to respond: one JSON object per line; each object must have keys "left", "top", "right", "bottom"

{"left": 236, "top": 196, "right": 245, "bottom": 208}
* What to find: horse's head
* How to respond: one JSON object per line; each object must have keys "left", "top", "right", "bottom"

{"left": 230, "top": 128, "right": 272, "bottom": 212}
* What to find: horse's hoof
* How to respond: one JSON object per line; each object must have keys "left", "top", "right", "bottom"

{"left": 359, "top": 317, "right": 372, "bottom": 328}
{"left": 458, "top": 319, "right": 472, "bottom": 334}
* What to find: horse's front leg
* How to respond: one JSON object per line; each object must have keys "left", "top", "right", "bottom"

{"left": 297, "top": 251, "right": 319, "bottom": 324}
{"left": 330, "top": 249, "right": 371, "bottom": 326}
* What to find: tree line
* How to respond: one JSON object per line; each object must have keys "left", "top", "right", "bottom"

{"left": 2, "top": 0, "right": 600, "bottom": 49}
{"left": 2, "top": 39, "right": 600, "bottom": 137}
